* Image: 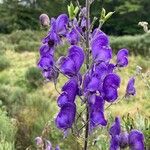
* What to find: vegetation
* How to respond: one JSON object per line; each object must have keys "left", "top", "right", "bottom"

{"left": 0, "top": 0, "right": 150, "bottom": 35}
{"left": 0, "top": 30, "right": 149, "bottom": 149}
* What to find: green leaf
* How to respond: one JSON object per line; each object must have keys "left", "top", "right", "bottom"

{"left": 74, "top": 6, "right": 79, "bottom": 16}
{"left": 101, "top": 8, "right": 106, "bottom": 20}
{"left": 104, "top": 11, "right": 115, "bottom": 22}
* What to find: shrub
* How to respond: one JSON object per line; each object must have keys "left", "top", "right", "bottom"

{"left": 110, "top": 33, "right": 150, "bottom": 56}
{"left": 0, "top": 109, "right": 17, "bottom": 143}
{"left": 0, "top": 55, "right": 10, "bottom": 71}
{"left": 14, "top": 40, "right": 40, "bottom": 52}
{"left": 25, "top": 67, "right": 44, "bottom": 88}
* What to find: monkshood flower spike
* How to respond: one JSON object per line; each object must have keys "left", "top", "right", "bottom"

{"left": 37, "top": 0, "right": 145, "bottom": 149}
{"left": 109, "top": 117, "right": 145, "bottom": 150}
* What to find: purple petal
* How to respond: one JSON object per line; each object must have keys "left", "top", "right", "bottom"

{"left": 67, "top": 28, "right": 80, "bottom": 45}
{"left": 42, "top": 69, "right": 58, "bottom": 81}
{"left": 62, "top": 78, "right": 78, "bottom": 101}
{"left": 83, "top": 73, "right": 91, "bottom": 93}
{"left": 119, "top": 132, "right": 129, "bottom": 149}
{"left": 110, "top": 136, "right": 120, "bottom": 150}
{"left": 92, "top": 62, "right": 109, "bottom": 81}
{"left": 89, "top": 96, "right": 107, "bottom": 129}
{"left": 116, "top": 49, "right": 129, "bottom": 67}
{"left": 109, "top": 117, "right": 121, "bottom": 137}
{"left": 38, "top": 54, "right": 54, "bottom": 71}
{"left": 91, "top": 33, "right": 109, "bottom": 53}
{"left": 39, "top": 44, "right": 54, "bottom": 56}
{"left": 129, "top": 130, "right": 145, "bottom": 150}
{"left": 57, "top": 92, "right": 69, "bottom": 107}
{"left": 56, "top": 14, "right": 68, "bottom": 36}
{"left": 42, "top": 30, "right": 60, "bottom": 47}
{"left": 126, "top": 77, "right": 136, "bottom": 96}
{"left": 103, "top": 73, "right": 121, "bottom": 88}
{"left": 59, "top": 56, "right": 76, "bottom": 76}
{"left": 87, "top": 76, "right": 100, "bottom": 92}
{"left": 92, "top": 28, "right": 106, "bottom": 40}
{"left": 68, "top": 45, "right": 85, "bottom": 72}
{"left": 55, "top": 103, "right": 76, "bottom": 131}
{"left": 103, "top": 86, "right": 118, "bottom": 102}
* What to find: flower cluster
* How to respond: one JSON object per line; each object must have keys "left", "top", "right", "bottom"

{"left": 109, "top": 117, "right": 144, "bottom": 150}
{"left": 37, "top": 4, "right": 144, "bottom": 149}
{"left": 38, "top": 10, "right": 132, "bottom": 132}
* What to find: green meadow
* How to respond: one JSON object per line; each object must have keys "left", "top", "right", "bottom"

{"left": 0, "top": 30, "right": 149, "bottom": 150}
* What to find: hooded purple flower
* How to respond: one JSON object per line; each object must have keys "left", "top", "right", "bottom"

{"left": 89, "top": 95, "right": 107, "bottom": 130}
{"left": 67, "top": 28, "right": 80, "bottom": 45}
{"left": 116, "top": 49, "right": 129, "bottom": 67}
{"left": 129, "top": 130, "right": 145, "bottom": 150}
{"left": 55, "top": 145, "right": 60, "bottom": 150}
{"left": 91, "top": 33, "right": 112, "bottom": 62}
{"left": 38, "top": 54, "right": 54, "bottom": 71}
{"left": 83, "top": 62, "right": 116, "bottom": 95}
{"left": 39, "top": 44, "right": 54, "bottom": 56}
{"left": 109, "top": 117, "right": 145, "bottom": 150}
{"left": 59, "top": 46, "right": 84, "bottom": 76}
{"left": 103, "top": 73, "right": 120, "bottom": 102}
{"left": 126, "top": 77, "right": 136, "bottom": 96}
{"left": 56, "top": 14, "right": 69, "bottom": 36}
{"left": 57, "top": 78, "right": 78, "bottom": 107}
{"left": 55, "top": 103, "right": 76, "bottom": 131}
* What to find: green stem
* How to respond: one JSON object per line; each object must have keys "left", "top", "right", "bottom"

{"left": 84, "top": 0, "right": 90, "bottom": 150}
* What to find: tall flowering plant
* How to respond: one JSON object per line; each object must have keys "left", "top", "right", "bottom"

{"left": 36, "top": 0, "right": 145, "bottom": 149}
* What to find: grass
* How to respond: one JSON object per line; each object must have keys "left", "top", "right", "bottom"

{"left": 0, "top": 47, "right": 149, "bottom": 149}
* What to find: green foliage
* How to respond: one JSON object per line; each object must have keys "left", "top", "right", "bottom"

{"left": 0, "top": 55, "right": 10, "bottom": 71}
{"left": 15, "top": 40, "right": 40, "bottom": 52}
{"left": 0, "top": 109, "right": 17, "bottom": 144}
{"left": 110, "top": 33, "right": 150, "bottom": 56}
{"left": 25, "top": 66, "right": 44, "bottom": 88}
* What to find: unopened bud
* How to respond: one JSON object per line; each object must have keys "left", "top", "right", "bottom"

{"left": 39, "top": 14, "right": 50, "bottom": 27}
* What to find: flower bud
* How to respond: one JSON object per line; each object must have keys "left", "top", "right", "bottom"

{"left": 35, "top": 137, "right": 43, "bottom": 146}
{"left": 39, "top": 14, "right": 50, "bottom": 27}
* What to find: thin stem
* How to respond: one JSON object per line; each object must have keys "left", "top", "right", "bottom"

{"left": 84, "top": 0, "right": 90, "bottom": 150}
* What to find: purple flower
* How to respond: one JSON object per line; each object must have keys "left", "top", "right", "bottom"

{"left": 126, "top": 77, "right": 136, "bottom": 96}
{"left": 119, "top": 132, "right": 129, "bottom": 149}
{"left": 89, "top": 95, "right": 107, "bottom": 130}
{"left": 39, "top": 14, "right": 50, "bottom": 27}
{"left": 39, "top": 44, "right": 54, "bottom": 56}
{"left": 129, "top": 130, "right": 145, "bottom": 150}
{"left": 57, "top": 78, "right": 78, "bottom": 107}
{"left": 109, "top": 117, "right": 121, "bottom": 137}
{"left": 38, "top": 54, "right": 54, "bottom": 71}
{"left": 42, "top": 29, "right": 60, "bottom": 47}
{"left": 59, "top": 46, "right": 84, "bottom": 76}
{"left": 91, "top": 33, "right": 112, "bottom": 62}
{"left": 55, "top": 103, "right": 76, "bottom": 131}
{"left": 116, "top": 49, "right": 129, "bottom": 67}
{"left": 56, "top": 14, "right": 69, "bottom": 36}
{"left": 109, "top": 117, "right": 145, "bottom": 150}
{"left": 103, "top": 74, "right": 120, "bottom": 102}
{"left": 67, "top": 28, "right": 80, "bottom": 45}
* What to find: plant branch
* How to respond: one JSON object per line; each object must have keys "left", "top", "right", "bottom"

{"left": 84, "top": 0, "right": 90, "bottom": 150}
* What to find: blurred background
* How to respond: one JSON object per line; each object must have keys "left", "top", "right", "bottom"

{"left": 0, "top": 0, "right": 150, "bottom": 150}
